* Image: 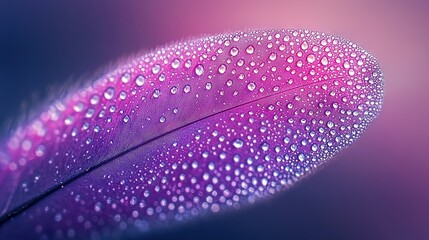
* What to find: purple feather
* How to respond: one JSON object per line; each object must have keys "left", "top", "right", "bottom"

{"left": 0, "top": 29, "right": 383, "bottom": 239}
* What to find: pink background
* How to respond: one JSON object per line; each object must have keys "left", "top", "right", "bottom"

{"left": 0, "top": 0, "right": 427, "bottom": 239}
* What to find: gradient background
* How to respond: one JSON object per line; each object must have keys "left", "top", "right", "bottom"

{"left": 0, "top": 0, "right": 427, "bottom": 239}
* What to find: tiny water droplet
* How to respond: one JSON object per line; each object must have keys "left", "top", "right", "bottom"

{"left": 183, "top": 85, "right": 191, "bottom": 93}
{"left": 184, "top": 59, "right": 192, "bottom": 68}
{"left": 170, "top": 86, "right": 178, "bottom": 94}
{"left": 152, "top": 64, "right": 161, "bottom": 74}
{"left": 307, "top": 54, "right": 315, "bottom": 63}
{"left": 73, "top": 102, "right": 84, "bottom": 112}
{"left": 205, "top": 82, "right": 212, "bottom": 90}
{"left": 301, "top": 41, "right": 309, "bottom": 50}
{"left": 153, "top": 89, "right": 161, "bottom": 99}
{"left": 35, "top": 145, "right": 45, "bottom": 157}
{"left": 321, "top": 56, "right": 329, "bottom": 66}
{"left": 90, "top": 95, "right": 100, "bottom": 105}
{"left": 123, "top": 115, "right": 130, "bottom": 123}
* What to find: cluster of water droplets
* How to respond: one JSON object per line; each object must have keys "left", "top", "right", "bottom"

{"left": 0, "top": 29, "right": 383, "bottom": 239}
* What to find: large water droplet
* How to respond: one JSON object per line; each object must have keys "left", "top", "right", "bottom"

{"left": 171, "top": 58, "right": 181, "bottom": 69}
{"left": 183, "top": 85, "right": 191, "bottom": 93}
{"left": 218, "top": 64, "right": 227, "bottom": 74}
{"left": 153, "top": 89, "right": 160, "bottom": 99}
{"left": 73, "top": 102, "right": 84, "bottom": 112}
{"left": 195, "top": 64, "right": 204, "bottom": 76}
{"left": 232, "top": 139, "right": 244, "bottom": 148}
{"left": 205, "top": 82, "right": 212, "bottom": 90}
{"left": 104, "top": 87, "right": 115, "bottom": 100}
{"left": 135, "top": 75, "right": 145, "bottom": 86}
{"left": 230, "top": 47, "right": 239, "bottom": 56}
{"left": 247, "top": 82, "right": 256, "bottom": 91}
{"left": 121, "top": 73, "right": 131, "bottom": 83}
{"left": 246, "top": 45, "right": 255, "bottom": 54}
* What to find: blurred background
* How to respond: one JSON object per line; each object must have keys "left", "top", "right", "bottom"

{"left": 0, "top": 0, "right": 428, "bottom": 239}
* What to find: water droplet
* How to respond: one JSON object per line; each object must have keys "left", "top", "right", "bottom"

{"left": 158, "top": 73, "right": 166, "bottom": 82}
{"left": 246, "top": 45, "right": 255, "bottom": 54}
{"left": 183, "top": 85, "right": 191, "bottom": 93}
{"left": 321, "top": 56, "right": 328, "bottom": 66}
{"left": 135, "top": 75, "right": 145, "bottom": 86}
{"left": 218, "top": 64, "right": 227, "bottom": 74}
{"left": 195, "top": 64, "right": 204, "bottom": 76}
{"left": 73, "top": 102, "right": 84, "bottom": 112}
{"left": 90, "top": 95, "right": 100, "bottom": 105}
{"left": 121, "top": 73, "right": 131, "bottom": 83}
{"left": 233, "top": 139, "right": 244, "bottom": 148}
{"left": 159, "top": 116, "right": 166, "bottom": 123}
{"left": 35, "top": 145, "right": 45, "bottom": 157}
{"left": 184, "top": 59, "right": 192, "bottom": 68}
{"left": 226, "top": 79, "right": 233, "bottom": 87}
{"left": 301, "top": 41, "right": 309, "bottom": 50}
{"left": 123, "top": 115, "right": 130, "bottom": 123}
{"left": 348, "top": 69, "right": 355, "bottom": 76}
{"left": 153, "top": 89, "right": 160, "bottom": 98}
{"left": 287, "top": 56, "right": 294, "bottom": 63}
{"left": 152, "top": 64, "right": 161, "bottom": 74}
{"left": 247, "top": 82, "right": 256, "bottom": 91}
{"left": 170, "top": 86, "right": 178, "bottom": 94}
{"left": 298, "top": 153, "right": 305, "bottom": 161}
{"left": 205, "top": 82, "right": 212, "bottom": 90}
{"left": 104, "top": 87, "right": 115, "bottom": 100}
{"left": 230, "top": 47, "right": 239, "bottom": 56}
{"left": 119, "top": 91, "right": 127, "bottom": 100}
{"left": 171, "top": 58, "right": 181, "bottom": 69}
{"left": 85, "top": 137, "right": 92, "bottom": 145}
{"left": 307, "top": 54, "right": 315, "bottom": 63}
{"left": 269, "top": 53, "right": 277, "bottom": 61}
{"left": 343, "top": 62, "right": 350, "bottom": 69}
